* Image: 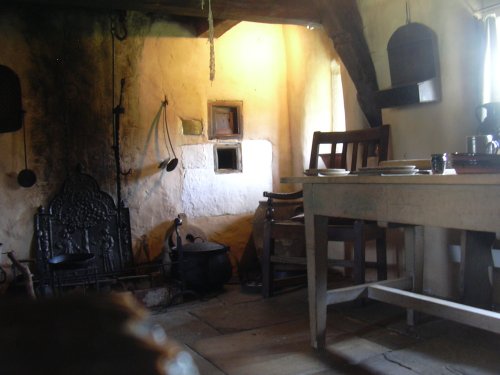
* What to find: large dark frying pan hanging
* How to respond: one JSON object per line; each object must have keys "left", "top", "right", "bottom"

{"left": 0, "top": 65, "right": 23, "bottom": 133}
{"left": 0, "top": 65, "right": 36, "bottom": 187}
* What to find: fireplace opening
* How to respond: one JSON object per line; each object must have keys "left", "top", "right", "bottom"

{"left": 214, "top": 143, "right": 242, "bottom": 173}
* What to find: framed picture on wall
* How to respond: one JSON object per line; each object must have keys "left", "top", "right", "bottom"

{"left": 208, "top": 100, "right": 243, "bottom": 140}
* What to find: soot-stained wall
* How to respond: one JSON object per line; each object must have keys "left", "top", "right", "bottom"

{"left": 0, "top": 6, "right": 343, "bottom": 272}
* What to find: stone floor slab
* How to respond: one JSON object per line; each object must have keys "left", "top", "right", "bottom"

{"left": 324, "top": 337, "right": 390, "bottom": 365}
{"left": 357, "top": 353, "right": 419, "bottom": 375}
{"left": 149, "top": 309, "right": 221, "bottom": 345}
{"left": 186, "top": 346, "right": 226, "bottom": 375}
{"left": 192, "top": 318, "right": 341, "bottom": 375}
{"left": 360, "top": 326, "right": 421, "bottom": 351}
{"left": 385, "top": 329, "right": 500, "bottom": 375}
{"left": 191, "top": 289, "right": 309, "bottom": 333}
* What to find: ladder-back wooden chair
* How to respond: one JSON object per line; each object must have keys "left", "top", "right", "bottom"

{"left": 262, "top": 125, "right": 390, "bottom": 297}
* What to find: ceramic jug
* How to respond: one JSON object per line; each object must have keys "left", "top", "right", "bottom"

{"left": 476, "top": 102, "right": 500, "bottom": 138}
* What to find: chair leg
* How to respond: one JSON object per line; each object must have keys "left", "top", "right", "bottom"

{"left": 376, "top": 232, "right": 387, "bottom": 281}
{"left": 343, "top": 244, "right": 353, "bottom": 279}
{"left": 353, "top": 220, "right": 366, "bottom": 285}
{"left": 262, "top": 221, "right": 275, "bottom": 298}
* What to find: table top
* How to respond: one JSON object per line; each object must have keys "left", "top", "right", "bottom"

{"left": 282, "top": 173, "right": 500, "bottom": 186}
{"left": 282, "top": 172, "right": 500, "bottom": 234}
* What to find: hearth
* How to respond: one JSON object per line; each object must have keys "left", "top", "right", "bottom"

{"left": 34, "top": 166, "right": 134, "bottom": 295}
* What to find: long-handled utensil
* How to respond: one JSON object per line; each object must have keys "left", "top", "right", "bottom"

{"left": 159, "top": 97, "right": 178, "bottom": 172}
{"left": 17, "top": 113, "right": 36, "bottom": 188}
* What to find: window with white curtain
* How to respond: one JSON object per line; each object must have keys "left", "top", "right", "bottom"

{"left": 482, "top": 13, "right": 500, "bottom": 104}
{"left": 331, "top": 60, "right": 346, "bottom": 132}
{"left": 315, "top": 59, "right": 346, "bottom": 159}
{"left": 316, "top": 59, "right": 346, "bottom": 162}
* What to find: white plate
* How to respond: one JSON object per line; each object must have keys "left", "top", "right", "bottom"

{"left": 357, "top": 165, "right": 417, "bottom": 175}
{"left": 318, "top": 169, "right": 350, "bottom": 176}
{"left": 381, "top": 170, "right": 419, "bottom": 176}
{"left": 359, "top": 165, "right": 416, "bottom": 172}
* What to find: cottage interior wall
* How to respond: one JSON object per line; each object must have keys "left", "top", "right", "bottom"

{"left": 0, "top": 1, "right": 482, "bottom": 294}
{"left": 0, "top": 10, "right": 352, "bottom": 272}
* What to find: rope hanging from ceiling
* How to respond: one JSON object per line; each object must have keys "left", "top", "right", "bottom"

{"left": 201, "top": 0, "right": 215, "bottom": 81}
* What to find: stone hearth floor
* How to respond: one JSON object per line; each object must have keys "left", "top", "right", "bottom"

{"left": 148, "top": 284, "right": 500, "bottom": 375}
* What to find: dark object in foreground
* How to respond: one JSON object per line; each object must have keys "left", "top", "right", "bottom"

{"left": 0, "top": 293, "right": 199, "bottom": 375}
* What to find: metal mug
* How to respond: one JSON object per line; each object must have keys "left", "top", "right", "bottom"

{"left": 466, "top": 134, "right": 499, "bottom": 154}
{"left": 431, "top": 153, "right": 447, "bottom": 174}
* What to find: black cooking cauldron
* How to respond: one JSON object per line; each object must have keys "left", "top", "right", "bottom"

{"left": 170, "top": 241, "right": 232, "bottom": 293}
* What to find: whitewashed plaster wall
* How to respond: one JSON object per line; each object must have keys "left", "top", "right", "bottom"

{"left": 283, "top": 25, "right": 363, "bottom": 191}
{"left": 180, "top": 140, "right": 272, "bottom": 217}
{"left": 0, "top": 13, "right": 345, "bottom": 272}
{"left": 126, "top": 21, "right": 290, "bottom": 263}
{"left": 341, "top": 65, "right": 370, "bottom": 133}
{"left": 127, "top": 20, "right": 359, "bottom": 263}
{"left": 284, "top": 26, "right": 336, "bottom": 177}
{"left": 358, "top": 0, "right": 484, "bottom": 298}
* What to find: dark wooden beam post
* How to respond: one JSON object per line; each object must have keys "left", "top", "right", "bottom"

{"left": 316, "top": 0, "right": 382, "bottom": 127}
{"left": 10, "top": 0, "right": 321, "bottom": 25}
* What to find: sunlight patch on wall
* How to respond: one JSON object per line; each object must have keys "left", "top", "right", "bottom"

{"left": 181, "top": 140, "right": 272, "bottom": 217}
{"left": 331, "top": 59, "right": 346, "bottom": 132}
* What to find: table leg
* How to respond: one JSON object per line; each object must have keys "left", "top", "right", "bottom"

{"left": 304, "top": 186, "right": 329, "bottom": 349}
{"left": 461, "top": 230, "right": 495, "bottom": 309}
{"left": 404, "top": 225, "right": 424, "bottom": 325}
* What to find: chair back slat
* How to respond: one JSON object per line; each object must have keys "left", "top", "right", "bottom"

{"left": 351, "top": 143, "right": 359, "bottom": 170}
{"left": 309, "top": 125, "right": 390, "bottom": 171}
{"left": 340, "top": 145, "right": 348, "bottom": 168}
{"left": 361, "top": 142, "right": 370, "bottom": 167}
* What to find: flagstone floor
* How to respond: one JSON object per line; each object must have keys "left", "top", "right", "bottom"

{"left": 149, "top": 284, "right": 500, "bottom": 374}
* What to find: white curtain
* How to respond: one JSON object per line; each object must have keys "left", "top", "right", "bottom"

{"left": 482, "top": 14, "right": 500, "bottom": 104}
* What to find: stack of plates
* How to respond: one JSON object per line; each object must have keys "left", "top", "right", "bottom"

{"left": 318, "top": 168, "right": 350, "bottom": 176}
{"left": 379, "top": 159, "right": 431, "bottom": 170}
{"left": 304, "top": 168, "right": 350, "bottom": 176}
{"left": 450, "top": 153, "right": 500, "bottom": 174}
{"left": 356, "top": 165, "right": 418, "bottom": 176}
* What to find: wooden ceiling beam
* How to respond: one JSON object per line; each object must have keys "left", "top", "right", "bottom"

{"left": 168, "top": 16, "right": 240, "bottom": 37}
{"left": 315, "top": 0, "right": 382, "bottom": 127}
{"left": 8, "top": 0, "right": 321, "bottom": 25}
{"left": 197, "top": 19, "right": 241, "bottom": 38}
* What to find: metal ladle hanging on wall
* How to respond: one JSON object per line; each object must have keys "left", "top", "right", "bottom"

{"left": 17, "top": 114, "right": 36, "bottom": 188}
{"left": 158, "top": 97, "right": 178, "bottom": 172}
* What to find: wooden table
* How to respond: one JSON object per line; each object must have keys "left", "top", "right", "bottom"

{"left": 282, "top": 174, "right": 500, "bottom": 349}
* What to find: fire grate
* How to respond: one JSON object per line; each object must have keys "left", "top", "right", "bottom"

{"left": 34, "top": 166, "right": 133, "bottom": 295}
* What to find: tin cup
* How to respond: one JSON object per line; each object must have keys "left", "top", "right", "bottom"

{"left": 431, "top": 153, "right": 447, "bottom": 174}
{"left": 466, "top": 134, "right": 499, "bottom": 154}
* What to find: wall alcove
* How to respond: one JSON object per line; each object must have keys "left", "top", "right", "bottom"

{"left": 208, "top": 100, "right": 243, "bottom": 140}
{"left": 214, "top": 142, "right": 242, "bottom": 173}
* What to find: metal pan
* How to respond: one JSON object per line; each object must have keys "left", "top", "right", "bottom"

{"left": 48, "top": 253, "right": 95, "bottom": 270}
